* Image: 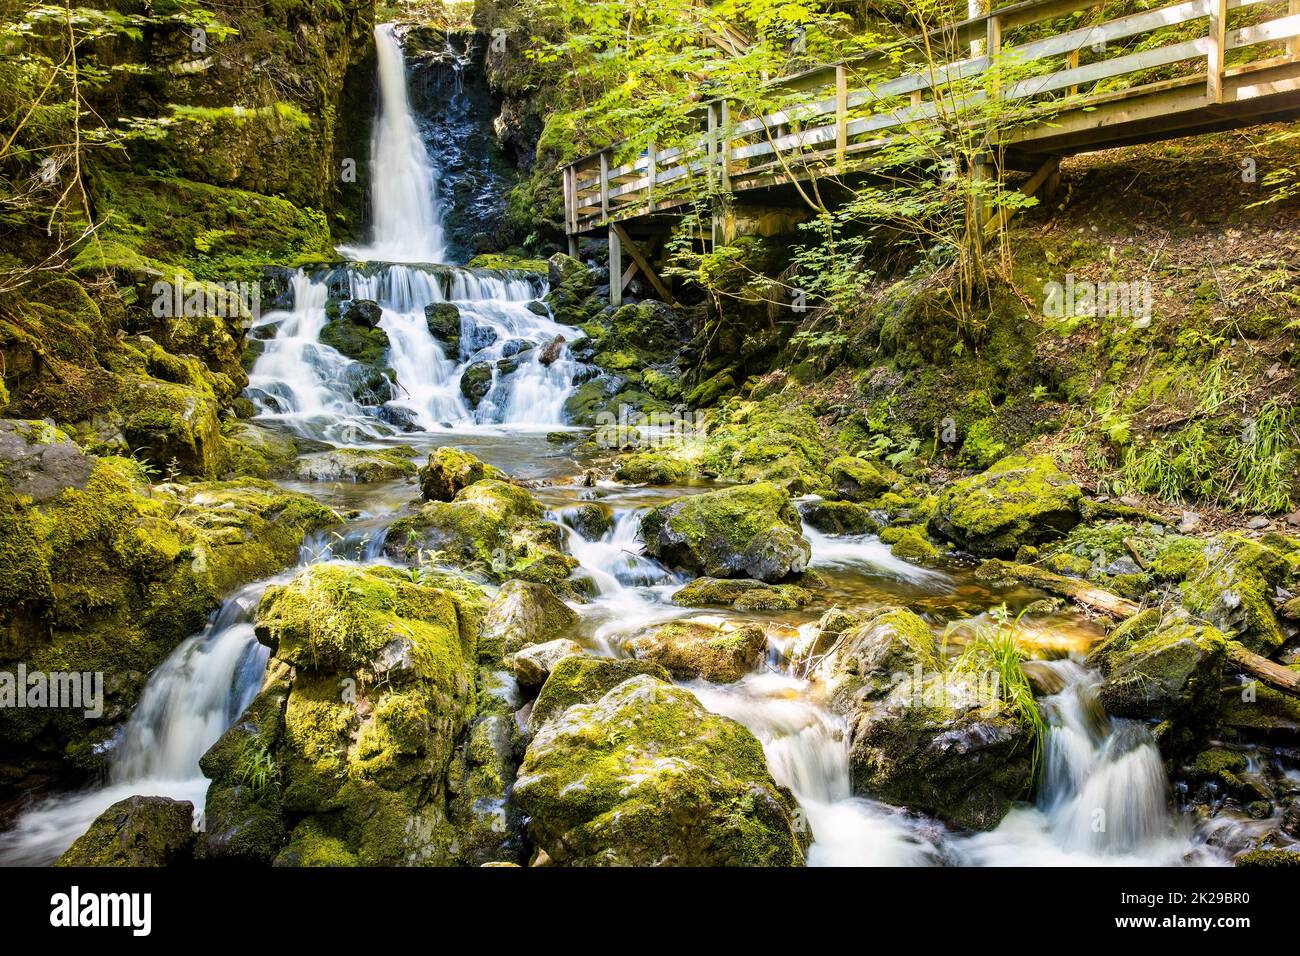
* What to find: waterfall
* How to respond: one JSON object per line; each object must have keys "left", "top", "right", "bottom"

{"left": 0, "top": 580, "right": 273, "bottom": 866}
{"left": 956, "top": 660, "right": 1211, "bottom": 865}
{"left": 342, "top": 22, "right": 446, "bottom": 263}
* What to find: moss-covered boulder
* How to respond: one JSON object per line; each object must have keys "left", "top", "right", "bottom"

{"left": 614, "top": 451, "right": 691, "bottom": 485}
{"left": 639, "top": 482, "right": 811, "bottom": 582}
{"left": 419, "top": 446, "right": 506, "bottom": 502}
{"left": 56, "top": 796, "right": 195, "bottom": 867}
{"left": 817, "top": 607, "right": 940, "bottom": 711}
{"left": 626, "top": 619, "right": 767, "bottom": 683}
{"left": 827, "top": 456, "right": 892, "bottom": 501}
{"left": 530, "top": 655, "right": 670, "bottom": 729}
{"left": 460, "top": 361, "right": 494, "bottom": 408}
{"left": 798, "top": 499, "right": 880, "bottom": 534}
{"left": 515, "top": 675, "right": 806, "bottom": 865}
{"left": 481, "top": 579, "right": 578, "bottom": 658}
{"left": 1179, "top": 534, "right": 1289, "bottom": 655}
{"left": 205, "top": 563, "right": 484, "bottom": 866}
{"left": 386, "top": 480, "right": 577, "bottom": 588}
{"left": 698, "top": 400, "right": 832, "bottom": 493}
{"left": 425, "top": 302, "right": 461, "bottom": 352}
{"left": 1086, "top": 609, "right": 1227, "bottom": 744}
{"left": 672, "top": 577, "right": 813, "bottom": 611}
{"left": 222, "top": 420, "right": 301, "bottom": 479}
{"left": 0, "top": 450, "right": 337, "bottom": 794}
{"left": 929, "top": 454, "right": 1083, "bottom": 557}
{"left": 294, "top": 446, "right": 416, "bottom": 483}
{"left": 321, "top": 299, "right": 392, "bottom": 398}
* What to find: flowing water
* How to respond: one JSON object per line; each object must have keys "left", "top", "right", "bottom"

{"left": 0, "top": 21, "right": 1270, "bottom": 867}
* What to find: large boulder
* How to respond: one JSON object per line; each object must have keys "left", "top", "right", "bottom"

{"left": 826, "top": 456, "right": 892, "bottom": 501}
{"left": 56, "top": 796, "right": 195, "bottom": 867}
{"left": 929, "top": 454, "right": 1082, "bottom": 557}
{"left": 385, "top": 480, "right": 577, "bottom": 589}
{"left": 202, "top": 563, "right": 485, "bottom": 866}
{"left": 530, "top": 655, "right": 670, "bottom": 728}
{"left": 626, "top": 618, "right": 767, "bottom": 683}
{"left": 819, "top": 606, "right": 1033, "bottom": 830}
{"left": 510, "top": 638, "right": 583, "bottom": 687}
{"left": 638, "top": 482, "right": 811, "bottom": 582}
{"left": 419, "top": 446, "right": 506, "bottom": 502}
{"left": 481, "top": 579, "right": 578, "bottom": 658}
{"left": 672, "top": 577, "right": 814, "bottom": 611}
{"left": 1086, "top": 608, "right": 1227, "bottom": 744}
{"left": 515, "top": 675, "right": 806, "bottom": 866}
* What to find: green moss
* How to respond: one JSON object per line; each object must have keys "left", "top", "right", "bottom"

{"left": 959, "top": 417, "right": 1009, "bottom": 469}
{"left": 419, "top": 447, "right": 506, "bottom": 502}
{"left": 890, "top": 527, "right": 942, "bottom": 565}
{"left": 516, "top": 675, "right": 805, "bottom": 866}
{"left": 55, "top": 796, "right": 194, "bottom": 867}
{"left": 627, "top": 620, "right": 767, "bottom": 682}
{"left": 672, "top": 577, "right": 813, "bottom": 611}
{"left": 827, "top": 456, "right": 892, "bottom": 501}
{"left": 1179, "top": 534, "right": 1288, "bottom": 654}
{"left": 614, "top": 451, "right": 691, "bottom": 485}
{"left": 639, "top": 481, "right": 811, "bottom": 582}
{"left": 531, "top": 655, "right": 671, "bottom": 728}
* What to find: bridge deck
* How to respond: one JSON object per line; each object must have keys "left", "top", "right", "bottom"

{"left": 561, "top": 0, "right": 1300, "bottom": 240}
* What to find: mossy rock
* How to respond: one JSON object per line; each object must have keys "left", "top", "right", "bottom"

{"left": 929, "top": 454, "right": 1083, "bottom": 557}
{"left": 614, "top": 451, "right": 691, "bottom": 485}
{"left": 418, "top": 446, "right": 506, "bottom": 502}
{"left": 1219, "top": 682, "right": 1300, "bottom": 740}
{"left": 1235, "top": 848, "right": 1300, "bottom": 867}
{"left": 798, "top": 499, "right": 881, "bottom": 535}
{"left": 827, "top": 456, "right": 892, "bottom": 501}
{"left": 460, "top": 361, "right": 494, "bottom": 407}
{"left": 56, "top": 796, "right": 195, "bottom": 867}
{"left": 1178, "top": 534, "right": 1288, "bottom": 655}
{"left": 530, "top": 655, "right": 670, "bottom": 729}
{"left": 699, "top": 399, "right": 833, "bottom": 494}
{"left": 639, "top": 481, "right": 811, "bottom": 582}
{"left": 515, "top": 675, "right": 806, "bottom": 866}
{"left": 510, "top": 638, "right": 584, "bottom": 687}
{"left": 222, "top": 420, "right": 300, "bottom": 479}
{"left": 889, "top": 528, "right": 942, "bottom": 566}
{"left": 672, "top": 577, "right": 813, "bottom": 611}
{"left": 293, "top": 446, "right": 416, "bottom": 483}
{"left": 626, "top": 619, "right": 767, "bottom": 683}
{"left": 481, "top": 579, "right": 578, "bottom": 658}
{"left": 424, "top": 302, "right": 461, "bottom": 352}
{"left": 1086, "top": 609, "right": 1226, "bottom": 743}
{"left": 240, "top": 563, "right": 484, "bottom": 866}
{"left": 818, "top": 606, "right": 940, "bottom": 710}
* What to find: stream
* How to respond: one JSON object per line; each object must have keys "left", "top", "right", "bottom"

{"left": 0, "top": 21, "right": 1271, "bottom": 868}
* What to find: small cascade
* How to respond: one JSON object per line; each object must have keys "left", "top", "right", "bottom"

{"left": 691, "top": 675, "right": 946, "bottom": 866}
{"left": 804, "top": 525, "right": 950, "bottom": 586}
{"left": 957, "top": 660, "right": 1211, "bottom": 865}
{"left": 0, "top": 578, "right": 276, "bottom": 866}
{"left": 246, "top": 271, "right": 393, "bottom": 442}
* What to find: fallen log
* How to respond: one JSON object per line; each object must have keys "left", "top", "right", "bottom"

{"left": 974, "top": 559, "right": 1141, "bottom": 619}
{"left": 1227, "top": 642, "right": 1300, "bottom": 698}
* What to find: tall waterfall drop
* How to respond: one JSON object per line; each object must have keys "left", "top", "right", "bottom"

{"left": 346, "top": 22, "right": 447, "bottom": 263}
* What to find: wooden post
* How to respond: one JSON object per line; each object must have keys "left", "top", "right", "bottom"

{"left": 706, "top": 103, "right": 718, "bottom": 191}
{"left": 1207, "top": 0, "right": 1228, "bottom": 103}
{"left": 568, "top": 235, "right": 578, "bottom": 258}
{"left": 599, "top": 150, "right": 610, "bottom": 219}
{"left": 1067, "top": 49, "right": 1079, "bottom": 97}
{"left": 987, "top": 15, "right": 1002, "bottom": 97}
{"left": 646, "top": 141, "right": 657, "bottom": 213}
{"left": 835, "top": 64, "right": 848, "bottom": 165}
{"left": 719, "top": 99, "right": 732, "bottom": 191}
{"left": 608, "top": 223, "right": 622, "bottom": 307}
{"left": 1290, "top": 0, "right": 1299, "bottom": 58}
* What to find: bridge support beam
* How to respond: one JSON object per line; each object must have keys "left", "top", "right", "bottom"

{"left": 608, "top": 224, "right": 623, "bottom": 307}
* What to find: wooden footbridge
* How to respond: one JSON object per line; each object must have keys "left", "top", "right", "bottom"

{"left": 560, "top": 0, "right": 1300, "bottom": 305}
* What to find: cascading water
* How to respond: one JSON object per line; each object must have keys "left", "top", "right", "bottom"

{"left": 340, "top": 22, "right": 447, "bottom": 263}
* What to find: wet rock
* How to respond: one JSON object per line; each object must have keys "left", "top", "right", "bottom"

{"left": 798, "top": 499, "right": 880, "bottom": 534}
{"left": 827, "top": 456, "right": 892, "bottom": 501}
{"left": 929, "top": 454, "right": 1083, "bottom": 557}
{"left": 0, "top": 419, "right": 95, "bottom": 503}
{"left": 639, "top": 481, "right": 811, "bottom": 582}
{"left": 224, "top": 420, "right": 300, "bottom": 478}
{"left": 56, "top": 796, "right": 195, "bottom": 867}
{"left": 564, "top": 502, "right": 613, "bottom": 541}
{"left": 817, "top": 607, "right": 940, "bottom": 709}
{"left": 379, "top": 405, "right": 422, "bottom": 432}
{"left": 510, "top": 638, "right": 582, "bottom": 687}
{"left": 418, "top": 446, "right": 505, "bottom": 502}
{"left": 424, "top": 302, "right": 461, "bottom": 345}
{"left": 1219, "top": 683, "right": 1300, "bottom": 741}
{"left": 530, "top": 655, "right": 670, "bottom": 728}
{"left": 460, "top": 361, "right": 493, "bottom": 407}
{"left": 515, "top": 675, "right": 806, "bottom": 865}
{"left": 481, "top": 579, "right": 578, "bottom": 657}
{"left": 672, "top": 577, "right": 813, "bottom": 611}
{"left": 1246, "top": 516, "right": 1271, "bottom": 530}
{"left": 539, "top": 335, "right": 566, "bottom": 366}
{"left": 1086, "top": 609, "right": 1226, "bottom": 743}
{"left": 293, "top": 446, "right": 417, "bottom": 483}
{"left": 626, "top": 618, "right": 767, "bottom": 682}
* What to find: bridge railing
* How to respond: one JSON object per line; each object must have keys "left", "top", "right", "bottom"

{"left": 562, "top": 0, "right": 1300, "bottom": 235}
